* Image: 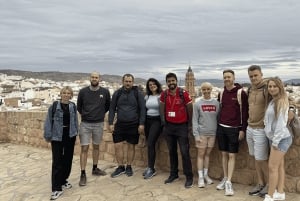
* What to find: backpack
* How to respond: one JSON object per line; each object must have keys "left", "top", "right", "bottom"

{"left": 163, "top": 87, "right": 185, "bottom": 103}
{"left": 219, "top": 88, "right": 243, "bottom": 124}
{"left": 116, "top": 86, "right": 139, "bottom": 103}
{"left": 51, "top": 101, "right": 76, "bottom": 126}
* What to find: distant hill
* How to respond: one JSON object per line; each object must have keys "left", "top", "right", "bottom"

{"left": 5, "top": 69, "right": 298, "bottom": 87}
{"left": 285, "top": 79, "right": 300, "bottom": 85}
{"left": 0, "top": 69, "right": 146, "bottom": 84}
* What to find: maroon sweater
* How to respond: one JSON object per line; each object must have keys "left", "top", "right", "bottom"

{"left": 218, "top": 83, "right": 249, "bottom": 132}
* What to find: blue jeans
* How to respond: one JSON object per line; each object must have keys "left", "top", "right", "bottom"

{"left": 269, "top": 136, "right": 292, "bottom": 153}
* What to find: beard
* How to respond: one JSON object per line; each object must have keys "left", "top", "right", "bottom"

{"left": 168, "top": 83, "right": 177, "bottom": 90}
{"left": 91, "top": 81, "right": 99, "bottom": 87}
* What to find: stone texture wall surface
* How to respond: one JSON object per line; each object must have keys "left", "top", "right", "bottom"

{"left": 1, "top": 111, "right": 300, "bottom": 192}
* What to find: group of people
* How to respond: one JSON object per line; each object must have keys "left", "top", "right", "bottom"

{"left": 43, "top": 66, "right": 296, "bottom": 201}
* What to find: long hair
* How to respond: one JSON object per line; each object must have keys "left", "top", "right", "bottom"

{"left": 266, "top": 77, "right": 289, "bottom": 119}
{"left": 146, "top": 78, "right": 162, "bottom": 95}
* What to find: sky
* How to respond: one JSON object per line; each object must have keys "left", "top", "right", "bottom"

{"left": 0, "top": 0, "right": 300, "bottom": 81}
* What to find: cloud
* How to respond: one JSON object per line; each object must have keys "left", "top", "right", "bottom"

{"left": 0, "top": 0, "right": 299, "bottom": 81}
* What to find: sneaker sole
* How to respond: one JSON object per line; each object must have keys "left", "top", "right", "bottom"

{"left": 164, "top": 177, "right": 179, "bottom": 184}
{"left": 225, "top": 192, "right": 234, "bottom": 196}
{"left": 249, "top": 192, "right": 261, "bottom": 196}
{"left": 144, "top": 172, "right": 156, "bottom": 179}
{"left": 50, "top": 191, "right": 63, "bottom": 200}
{"left": 111, "top": 171, "right": 126, "bottom": 178}
{"left": 79, "top": 182, "right": 86, "bottom": 186}
{"left": 185, "top": 184, "right": 193, "bottom": 188}
{"left": 198, "top": 184, "right": 205, "bottom": 188}
{"left": 216, "top": 186, "right": 225, "bottom": 190}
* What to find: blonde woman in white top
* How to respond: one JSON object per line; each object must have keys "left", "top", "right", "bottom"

{"left": 263, "top": 77, "right": 292, "bottom": 201}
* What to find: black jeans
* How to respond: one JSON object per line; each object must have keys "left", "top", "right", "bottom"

{"left": 51, "top": 128, "right": 76, "bottom": 191}
{"left": 145, "top": 116, "right": 161, "bottom": 169}
{"left": 164, "top": 123, "right": 193, "bottom": 179}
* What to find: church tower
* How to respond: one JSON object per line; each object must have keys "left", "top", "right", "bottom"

{"left": 185, "top": 65, "right": 196, "bottom": 102}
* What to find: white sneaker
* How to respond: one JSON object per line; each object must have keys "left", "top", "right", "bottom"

{"left": 216, "top": 177, "right": 227, "bottom": 190}
{"left": 263, "top": 194, "right": 274, "bottom": 201}
{"left": 50, "top": 191, "right": 63, "bottom": 200}
{"left": 273, "top": 190, "right": 285, "bottom": 200}
{"left": 198, "top": 177, "right": 205, "bottom": 188}
{"left": 204, "top": 175, "right": 214, "bottom": 185}
{"left": 62, "top": 181, "right": 72, "bottom": 189}
{"left": 224, "top": 181, "right": 234, "bottom": 196}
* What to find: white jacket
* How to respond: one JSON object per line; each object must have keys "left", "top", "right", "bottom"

{"left": 264, "top": 100, "right": 291, "bottom": 148}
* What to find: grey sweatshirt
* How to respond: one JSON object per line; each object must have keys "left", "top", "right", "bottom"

{"left": 192, "top": 98, "right": 220, "bottom": 136}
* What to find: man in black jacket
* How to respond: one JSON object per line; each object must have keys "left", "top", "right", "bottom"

{"left": 108, "top": 73, "right": 146, "bottom": 178}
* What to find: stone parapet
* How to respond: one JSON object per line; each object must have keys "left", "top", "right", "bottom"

{"left": 0, "top": 111, "right": 300, "bottom": 192}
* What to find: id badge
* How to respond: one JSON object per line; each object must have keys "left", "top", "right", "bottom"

{"left": 168, "top": 111, "right": 176, "bottom": 117}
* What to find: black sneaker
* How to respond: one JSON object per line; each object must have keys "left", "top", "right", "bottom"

{"left": 79, "top": 174, "right": 86, "bottom": 186}
{"left": 125, "top": 165, "right": 133, "bottom": 177}
{"left": 185, "top": 178, "right": 193, "bottom": 188}
{"left": 142, "top": 167, "right": 149, "bottom": 176}
{"left": 249, "top": 184, "right": 264, "bottom": 196}
{"left": 111, "top": 165, "right": 126, "bottom": 178}
{"left": 144, "top": 168, "right": 156, "bottom": 179}
{"left": 258, "top": 185, "right": 268, "bottom": 198}
{"left": 164, "top": 175, "right": 179, "bottom": 184}
{"left": 92, "top": 167, "right": 107, "bottom": 176}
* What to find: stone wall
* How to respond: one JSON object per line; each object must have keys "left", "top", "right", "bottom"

{"left": 0, "top": 111, "right": 300, "bottom": 192}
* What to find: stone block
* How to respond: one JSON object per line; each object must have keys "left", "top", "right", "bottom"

{"left": 103, "top": 153, "right": 115, "bottom": 162}
{"left": 99, "top": 142, "right": 106, "bottom": 152}
{"left": 286, "top": 160, "right": 300, "bottom": 177}
{"left": 232, "top": 170, "right": 254, "bottom": 185}
{"left": 285, "top": 176, "right": 297, "bottom": 193}
{"left": 102, "top": 133, "right": 113, "bottom": 142}
{"left": 106, "top": 143, "right": 115, "bottom": 155}
{"left": 286, "top": 145, "right": 299, "bottom": 159}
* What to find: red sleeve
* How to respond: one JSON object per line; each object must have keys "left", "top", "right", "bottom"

{"left": 159, "top": 91, "right": 165, "bottom": 103}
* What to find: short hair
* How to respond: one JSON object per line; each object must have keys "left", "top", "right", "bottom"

{"left": 223, "top": 69, "right": 235, "bottom": 75}
{"left": 122, "top": 73, "right": 134, "bottom": 81}
{"left": 146, "top": 78, "right": 162, "bottom": 95}
{"left": 248, "top": 65, "right": 262, "bottom": 73}
{"left": 90, "top": 71, "right": 100, "bottom": 78}
{"left": 60, "top": 86, "right": 73, "bottom": 97}
{"left": 200, "top": 82, "right": 213, "bottom": 89}
{"left": 166, "top": 72, "right": 177, "bottom": 82}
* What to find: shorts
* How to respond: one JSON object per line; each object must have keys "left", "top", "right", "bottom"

{"left": 269, "top": 136, "right": 292, "bottom": 153}
{"left": 195, "top": 135, "right": 216, "bottom": 149}
{"left": 217, "top": 125, "right": 239, "bottom": 153}
{"left": 113, "top": 121, "right": 139, "bottom": 144}
{"left": 79, "top": 122, "right": 104, "bottom": 145}
{"left": 246, "top": 126, "right": 269, "bottom": 160}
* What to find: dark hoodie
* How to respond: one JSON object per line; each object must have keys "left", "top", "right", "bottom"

{"left": 218, "top": 83, "right": 249, "bottom": 132}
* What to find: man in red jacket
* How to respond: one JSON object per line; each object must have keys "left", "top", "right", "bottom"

{"left": 160, "top": 72, "right": 194, "bottom": 188}
{"left": 216, "top": 69, "right": 249, "bottom": 196}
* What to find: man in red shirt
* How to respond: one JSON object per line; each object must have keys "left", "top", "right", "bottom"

{"left": 160, "top": 72, "right": 193, "bottom": 188}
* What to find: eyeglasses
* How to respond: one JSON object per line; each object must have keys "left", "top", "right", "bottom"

{"left": 149, "top": 83, "right": 157, "bottom": 86}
